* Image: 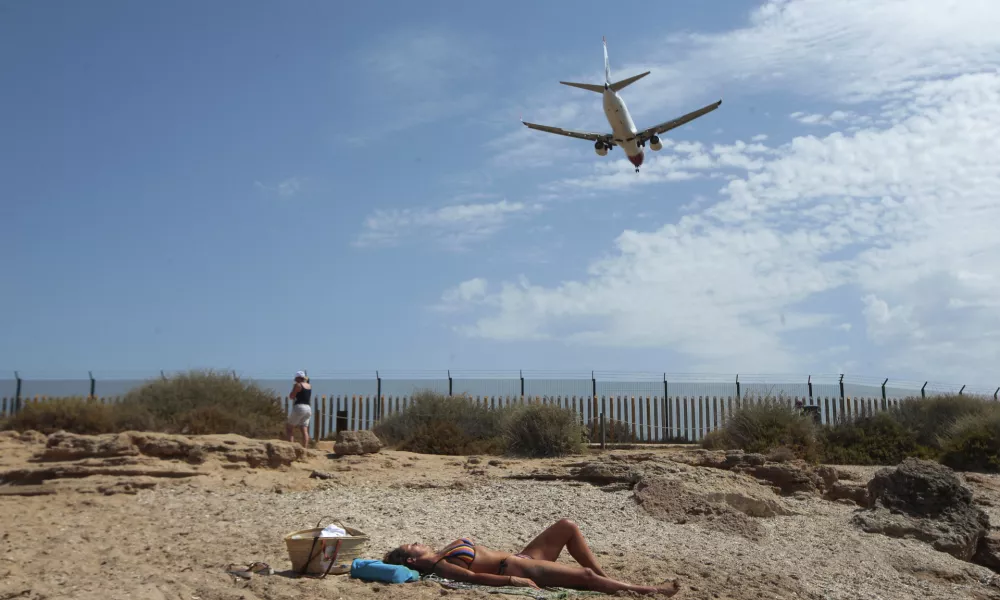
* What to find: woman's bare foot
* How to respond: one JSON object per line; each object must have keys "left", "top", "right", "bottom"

{"left": 654, "top": 578, "right": 680, "bottom": 597}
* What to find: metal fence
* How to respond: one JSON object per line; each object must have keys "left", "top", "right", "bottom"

{"left": 2, "top": 371, "right": 997, "bottom": 443}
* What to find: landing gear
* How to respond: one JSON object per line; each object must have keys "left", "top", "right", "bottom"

{"left": 635, "top": 167, "right": 640, "bottom": 173}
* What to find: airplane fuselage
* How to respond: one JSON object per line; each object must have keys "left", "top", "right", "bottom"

{"left": 602, "top": 88, "right": 644, "bottom": 168}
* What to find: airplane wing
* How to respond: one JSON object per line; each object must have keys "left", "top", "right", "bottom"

{"left": 521, "top": 120, "right": 614, "bottom": 145}
{"left": 636, "top": 99, "right": 722, "bottom": 144}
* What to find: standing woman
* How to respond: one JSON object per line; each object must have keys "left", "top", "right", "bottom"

{"left": 287, "top": 371, "right": 313, "bottom": 447}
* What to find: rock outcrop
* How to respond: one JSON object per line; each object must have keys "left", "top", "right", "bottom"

{"left": 674, "top": 448, "right": 869, "bottom": 505}
{"left": 0, "top": 431, "right": 310, "bottom": 496}
{"left": 39, "top": 431, "right": 306, "bottom": 468}
{"left": 333, "top": 430, "right": 382, "bottom": 456}
{"left": 852, "top": 458, "right": 990, "bottom": 562}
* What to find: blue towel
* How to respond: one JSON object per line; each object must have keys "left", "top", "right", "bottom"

{"left": 350, "top": 559, "right": 420, "bottom": 584}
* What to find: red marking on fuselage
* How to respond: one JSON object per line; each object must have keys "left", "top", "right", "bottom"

{"left": 628, "top": 151, "right": 644, "bottom": 167}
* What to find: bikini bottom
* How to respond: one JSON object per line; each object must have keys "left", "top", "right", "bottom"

{"left": 497, "top": 554, "right": 532, "bottom": 575}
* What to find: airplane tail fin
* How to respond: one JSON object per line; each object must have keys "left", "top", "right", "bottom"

{"left": 609, "top": 71, "right": 650, "bottom": 92}
{"left": 557, "top": 38, "right": 647, "bottom": 94}
{"left": 558, "top": 81, "right": 605, "bottom": 93}
{"left": 603, "top": 35, "right": 610, "bottom": 85}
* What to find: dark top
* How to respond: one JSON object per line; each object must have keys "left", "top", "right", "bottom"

{"left": 294, "top": 385, "right": 312, "bottom": 406}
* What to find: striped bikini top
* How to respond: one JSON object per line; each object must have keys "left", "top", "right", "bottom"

{"left": 436, "top": 538, "right": 476, "bottom": 568}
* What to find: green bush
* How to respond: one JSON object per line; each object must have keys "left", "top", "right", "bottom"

{"left": 819, "top": 411, "right": 933, "bottom": 465}
{"left": 891, "top": 394, "right": 993, "bottom": 452}
{"left": 700, "top": 399, "right": 819, "bottom": 461}
{"left": 939, "top": 407, "right": 1000, "bottom": 473}
{"left": 372, "top": 390, "right": 508, "bottom": 455}
{"left": 1, "top": 370, "right": 286, "bottom": 439}
{"left": 504, "top": 403, "right": 586, "bottom": 458}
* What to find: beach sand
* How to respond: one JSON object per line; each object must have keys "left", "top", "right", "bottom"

{"left": 1, "top": 432, "right": 998, "bottom": 600}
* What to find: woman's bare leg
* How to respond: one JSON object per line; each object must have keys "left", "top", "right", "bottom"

{"left": 519, "top": 519, "right": 607, "bottom": 577}
{"left": 522, "top": 560, "right": 679, "bottom": 597}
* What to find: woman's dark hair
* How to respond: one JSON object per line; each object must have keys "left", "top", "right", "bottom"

{"left": 383, "top": 546, "right": 412, "bottom": 567}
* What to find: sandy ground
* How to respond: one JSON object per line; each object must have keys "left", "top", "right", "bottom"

{"left": 1, "top": 434, "right": 999, "bottom": 600}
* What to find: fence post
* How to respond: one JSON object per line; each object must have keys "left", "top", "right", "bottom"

{"left": 881, "top": 378, "right": 887, "bottom": 406}
{"left": 838, "top": 374, "right": 845, "bottom": 403}
{"left": 591, "top": 371, "right": 598, "bottom": 440}
{"left": 376, "top": 371, "right": 381, "bottom": 420}
{"left": 921, "top": 382, "right": 927, "bottom": 399}
{"left": 807, "top": 375, "right": 813, "bottom": 406}
{"left": 14, "top": 371, "right": 22, "bottom": 413}
{"left": 600, "top": 412, "right": 606, "bottom": 450}
{"left": 448, "top": 370, "right": 452, "bottom": 397}
{"left": 520, "top": 370, "right": 524, "bottom": 398}
{"left": 735, "top": 374, "right": 740, "bottom": 400}
{"left": 994, "top": 387, "right": 998, "bottom": 401}
{"left": 959, "top": 384, "right": 965, "bottom": 396}
{"left": 663, "top": 373, "right": 668, "bottom": 442}
{"left": 89, "top": 371, "right": 96, "bottom": 399}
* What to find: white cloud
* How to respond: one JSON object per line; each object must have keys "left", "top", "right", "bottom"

{"left": 254, "top": 177, "right": 302, "bottom": 198}
{"left": 790, "top": 110, "right": 869, "bottom": 127}
{"left": 355, "top": 199, "right": 539, "bottom": 250}
{"left": 436, "top": 278, "right": 489, "bottom": 312}
{"left": 441, "top": 0, "right": 1000, "bottom": 384}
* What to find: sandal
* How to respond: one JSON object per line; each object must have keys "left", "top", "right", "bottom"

{"left": 225, "top": 562, "right": 273, "bottom": 580}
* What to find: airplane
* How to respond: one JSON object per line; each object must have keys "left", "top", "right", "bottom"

{"left": 521, "top": 37, "right": 722, "bottom": 173}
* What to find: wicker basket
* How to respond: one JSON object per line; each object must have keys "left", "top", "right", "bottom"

{"left": 284, "top": 516, "right": 370, "bottom": 577}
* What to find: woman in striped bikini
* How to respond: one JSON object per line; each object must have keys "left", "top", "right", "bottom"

{"left": 382, "top": 518, "right": 679, "bottom": 596}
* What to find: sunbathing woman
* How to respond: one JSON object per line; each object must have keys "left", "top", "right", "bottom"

{"left": 383, "top": 518, "right": 680, "bottom": 596}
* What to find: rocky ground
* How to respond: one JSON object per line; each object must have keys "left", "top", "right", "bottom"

{"left": 1, "top": 430, "right": 999, "bottom": 600}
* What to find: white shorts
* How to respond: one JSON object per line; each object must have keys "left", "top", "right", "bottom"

{"left": 288, "top": 403, "right": 312, "bottom": 427}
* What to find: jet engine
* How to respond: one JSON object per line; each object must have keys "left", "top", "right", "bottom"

{"left": 594, "top": 141, "right": 609, "bottom": 156}
{"left": 649, "top": 135, "right": 662, "bottom": 151}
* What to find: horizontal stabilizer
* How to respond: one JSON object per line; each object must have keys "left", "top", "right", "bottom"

{"left": 559, "top": 81, "right": 605, "bottom": 93}
{"left": 610, "top": 71, "right": 649, "bottom": 92}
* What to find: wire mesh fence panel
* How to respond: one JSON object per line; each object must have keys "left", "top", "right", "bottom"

{"left": 524, "top": 378, "right": 593, "bottom": 422}
{"left": 451, "top": 376, "right": 521, "bottom": 399}
{"left": 381, "top": 378, "right": 449, "bottom": 398}
{"left": 0, "top": 378, "right": 17, "bottom": 400}
{"left": 19, "top": 379, "right": 91, "bottom": 399}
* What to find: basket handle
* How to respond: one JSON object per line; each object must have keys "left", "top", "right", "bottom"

{"left": 314, "top": 516, "right": 348, "bottom": 530}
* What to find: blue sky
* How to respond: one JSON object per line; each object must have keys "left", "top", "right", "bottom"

{"left": 2, "top": 0, "right": 999, "bottom": 391}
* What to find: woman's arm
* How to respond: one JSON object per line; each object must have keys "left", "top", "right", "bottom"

{"left": 288, "top": 383, "right": 301, "bottom": 400}
{"left": 433, "top": 561, "right": 521, "bottom": 587}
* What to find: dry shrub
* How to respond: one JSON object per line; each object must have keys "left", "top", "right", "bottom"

{"left": 892, "top": 393, "right": 994, "bottom": 452}
{"left": 373, "top": 393, "right": 586, "bottom": 457}
{"left": 372, "top": 391, "right": 507, "bottom": 455}
{"left": 938, "top": 406, "right": 1000, "bottom": 473}
{"left": 819, "top": 411, "right": 931, "bottom": 466}
{"left": 702, "top": 399, "right": 819, "bottom": 461}
{"left": 2, "top": 397, "right": 139, "bottom": 435}
{"left": 2, "top": 370, "right": 285, "bottom": 439}
{"left": 584, "top": 418, "right": 637, "bottom": 444}
{"left": 767, "top": 446, "right": 798, "bottom": 463}
{"left": 504, "top": 403, "right": 586, "bottom": 458}
{"left": 700, "top": 429, "right": 730, "bottom": 450}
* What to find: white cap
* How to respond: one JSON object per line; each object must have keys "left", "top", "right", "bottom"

{"left": 295, "top": 370, "right": 307, "bottom": 379}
